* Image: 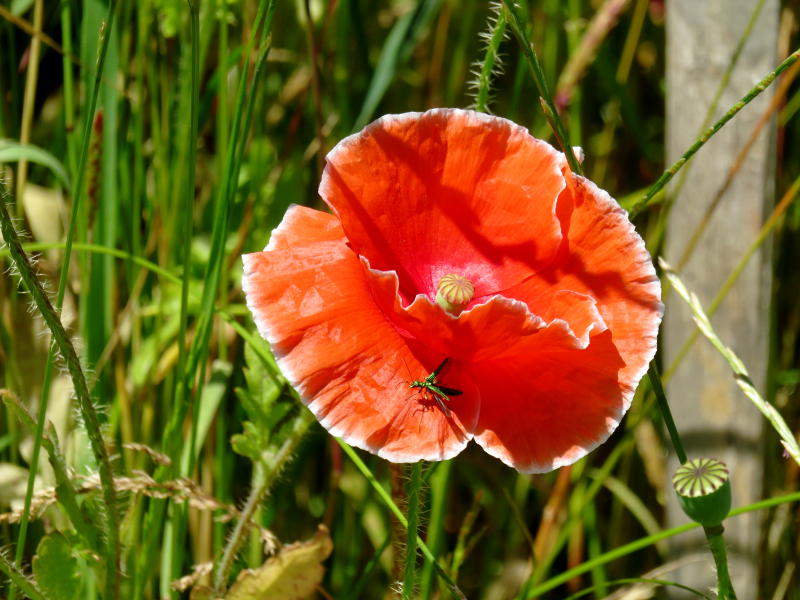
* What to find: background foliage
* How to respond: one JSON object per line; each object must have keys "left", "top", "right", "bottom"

{"left": 0, "top": 0, "right": 798, "bottom": 598}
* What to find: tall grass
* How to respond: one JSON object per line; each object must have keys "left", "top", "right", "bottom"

{"left": 0, "top": 1, "right": 798, "bottom": 598}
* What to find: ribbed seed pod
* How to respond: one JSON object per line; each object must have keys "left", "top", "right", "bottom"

{"left": 673, "top": 457, "right": 732, "bottom": 527}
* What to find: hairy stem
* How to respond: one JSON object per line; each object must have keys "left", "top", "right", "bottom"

{"left": 402, "top": 462, "right": 423, "bottom": 599}
{"left": 338, "top": 440, "right": 466, "bottom": 599}
{"left": 0, "top": 552, "right": 46, "bottom": 600}
{"left": 704, "top": 524, "right": 737, "bottom": 599}
{"left": 502, "top": 0, "right": 582, "bottom": 174}
{"left": 212, "top": 409, "right": 313, "bottom": 594}
{"left": 0, "top": 190, "right": 120, "bottom": 597}
{"left": 473, "top": 3, "right": 507, "bottom": 113}
{"left": 11, "top": 3, "right": 119, "bottom": 598}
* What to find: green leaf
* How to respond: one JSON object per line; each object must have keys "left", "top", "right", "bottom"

{"left": 179, "top": 360, "right": 232, "bottom": 474}
{"left": 231, "top": 422, "right": 264, "bottom": 462}
{"left": 353, "top": 0, "right": 444, "bottom": 129}
{"left": 32, "top": 532, "right": 82, "bottom": 600}
{"left": 232, "top": 340, "right": 297, "bottom": 465}
{"left": 225, "top": 526, "right": 332, "bottom": 600}
{"left": 0, "top": 140, "right": 71, "bottom": 191}
{"left": 10, "top": 0, "right": 34, "bottom": 16}
{"left": 236, "top": 340, "right": 282, "bottom": 427}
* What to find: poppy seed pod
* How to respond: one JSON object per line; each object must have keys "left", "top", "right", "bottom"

{"left": 435, "top": 274, "right": 475, "bottom": 315}
{"left": 673, "top": 458, "right": 732, "bottom": 527}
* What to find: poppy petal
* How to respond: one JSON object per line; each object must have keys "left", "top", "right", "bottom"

{"left": 361, "top": 254, "right": 618, "bottom": 472}
{"left": 475, "top": 173, "right": 662, "bottom": 472}
{"left": 471, "top": 327, "right": 626, "bottom": 473}
{"left": 242, "top": 205, "right": 479, "bottom": 462}
{"left": 319, "top": 109, "right": 567, "bottom": 305}
{"left": 504, "top": 172, "right": 663, "bottom": 391}
{"left": 361, "top": 257, "right": 607, "bottom": 363}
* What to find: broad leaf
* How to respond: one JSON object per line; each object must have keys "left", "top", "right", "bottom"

{"left": 32, "top": 532, "right": 82, "bottom": 600}
{"left": 226, "top": 526, "right": 333, "bottom": 600}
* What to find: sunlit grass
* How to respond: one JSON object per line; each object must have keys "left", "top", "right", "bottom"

{"left": 0, "top": 1, "right": 798, "bottom": 598}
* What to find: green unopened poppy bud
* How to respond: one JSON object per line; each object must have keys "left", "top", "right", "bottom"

{"left": 435, "top": 274, "right": 475, "bottom": 315}
{"left": 673, "top": 457, "right": 732, "bottom": 527}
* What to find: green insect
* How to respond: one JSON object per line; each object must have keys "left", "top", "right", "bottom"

{"left": 408, "top": 358, "right": 463, "bottom": 415}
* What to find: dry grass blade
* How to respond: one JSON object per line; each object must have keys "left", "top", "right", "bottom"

{"left": 661, "top": 259, "right": 800, "bottom": 465}
{"left": 555, "top": 0, "right": 632, "bottom": 109}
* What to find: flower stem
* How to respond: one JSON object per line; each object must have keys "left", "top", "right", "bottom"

{"left": 0, "top": 552, "right": 46, "bottom": 600}
{"left": 501, "top": 0, "right": 583, "bottom": 174}
{"left": 647, "top": 361, "right": 687, "bottom": 464}
{"left": 704, "top": 524, "right": 738, "bottom": 600}
{"left": 11, "top": 3, "right": 118, "bottom": 597}
{"left": 212, "top": 408, "right": 314, "bottom": 594}
{"left": 337, "top": 440, "right": 466, "bottom": 599}
{"left": 402, "top": 462, "right": 423, "bottom": 599}
{"left": 0, "top": 187, "right": 120, "bottom": 598}
{"left": 649, "top": 364, "right": 738, "bottom": 597}
{"left": 473, "top": 3, "right": 507, "bottom": 113}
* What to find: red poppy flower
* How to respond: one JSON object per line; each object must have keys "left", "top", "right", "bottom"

{"left": 243, "top": 108, "right": 662, "bottom": 473}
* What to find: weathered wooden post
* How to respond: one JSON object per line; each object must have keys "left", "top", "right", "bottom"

{"left": 665, "top": 0, "right": 777, "bottom": 597}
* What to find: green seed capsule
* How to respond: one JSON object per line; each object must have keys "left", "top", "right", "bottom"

{"left": 435, "top": 274, "right": 475, "bottom": 315}
{"left": 672, "top": 457, "right": 732, "bottom": 527}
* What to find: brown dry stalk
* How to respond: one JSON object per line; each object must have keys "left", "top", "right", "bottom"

{"left": 15, "top": 0, "right": 44, "bottom": 218}
{"left": 0, "top": 471, "right": 277, "bottom": 551}
{"left": 121, "top": 443, "right": 172, "bottom": 466}
{"left": 555, "top": 0, "right": 632, "bottom": 108}
{"left": 0, "top": 5, "right": 72, "bottom": 65}
{"left": 533, "top": 466, "right": 573, "bottom": 560}
{"left": 170, "top": 561, "right": 214, "bottom": 593}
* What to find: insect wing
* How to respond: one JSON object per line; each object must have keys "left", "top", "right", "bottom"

{"left": 428, "top": 389, "right": 452, "bottom": 415}
{"left": 437, "top": 386, "right": 463, "bottom": 396}
{"left": 429, "top": 358, "right": 449, "bottom": 380}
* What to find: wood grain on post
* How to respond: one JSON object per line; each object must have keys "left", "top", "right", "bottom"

{"left": 665, "top": 1, "right": 777, "bottom": 597}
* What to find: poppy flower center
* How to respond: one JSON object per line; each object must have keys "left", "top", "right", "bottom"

{"left": 435, "top": 273, "right": 475, "bottom": 315}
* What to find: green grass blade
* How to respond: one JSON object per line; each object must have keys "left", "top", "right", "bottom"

{"left": 418, "top": 461, "right": 450, "bottom": 599}
{"left": 584, "top": 502, "right": 608, "bottom": 597}
{"left": 630, "top": 48, "right": 800, "bottom": 217}
{"left": 156, "top": 2, "right": 201, "bottom": 592}
{"left": 3, "top": 241, "right": 283, "bottom": 384}
{"left": 648, "top": 361, "right": 687, "bottom": 464}
{"left": 519, "top": 437, "right": 634, "bottom": 594}
{"left": 0, "top": 140, "right": 71, "bottom": 190}
{"left": 563, "top": 577, "right": 711, "bottom": 599}
{"left": 354, "top": 0, "right": 443, "bottom": 130}
{"left": 591, "top": 470, "right": 665, "bottom": 554}
{"left": 526, "top": 491, "right": 800, "bottom": 597}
